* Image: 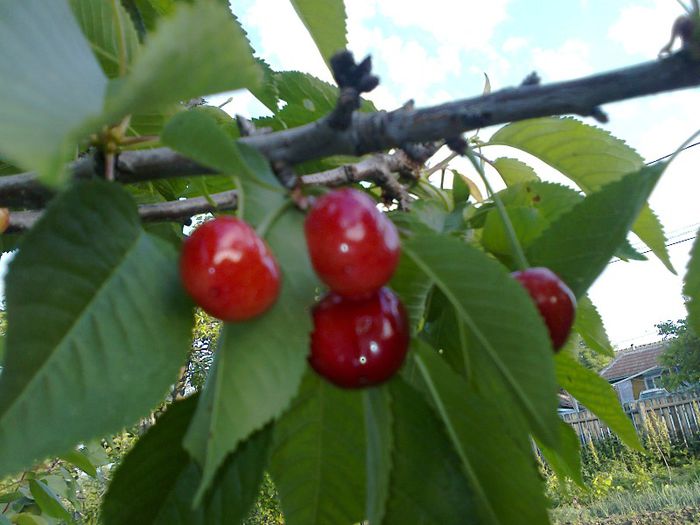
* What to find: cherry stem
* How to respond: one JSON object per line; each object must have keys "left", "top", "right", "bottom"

{"left": 463, "top": 147, "right": 529, "bottom": 271}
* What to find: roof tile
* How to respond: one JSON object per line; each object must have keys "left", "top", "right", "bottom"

{"left": 600, "top": 341, "right": 668, "bottom": 381}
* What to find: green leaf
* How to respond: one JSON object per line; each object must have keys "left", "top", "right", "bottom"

{"left": 12, "top": 515, "right": 48, "bottom": 525}
{"left": 490, "top": 117, "right": 673, "bottom": 271}
{"left": 0, "top": 159, "right": 20, "bottom": 175}
{"left": 685, "top": 235, "right": 700, "bottom": 336}
{"left": 527, "top": 163, "right": 666, "bottom": 298}
{"left": 363, "top": 387, "right": 392, "bottom": 525}
{"left": 258, "top": 71, "right": 375, "bottom": 132}
{"left": 102, "top": 395, "right": 271, "bottom": 525}
{"left": 69, "top": 0, "right": 141, "bottom": 78}
{"left": 412, "top": 340, "right": 549, "bottom": 525}
{"left": 389, "top": 253, "right": 432, "bottom": 335}
{"left": 0, "top": 491, "right": 21, "bottom": 504}
{"left": 403, "top": 233, "right": 559, "bottom": 446}
{"left": 104, "top": 1, "right": 261, "bottom": 121}
{"left": 0, "top": 181, "right": 193, "bottom": 477}
{"left": 537, "top": 420, "right": 583, "bottom": 486}
{"left": 59, "top": 449, "right": 97, "bottom": 477}
{"left": 555, "top": 351, "right": 642, "bottom": 451}
{"left": 574, "top": 296, "right": 614, "bottom": 357}
{"left": 184, "top": 201, "right": 318, "bottom": 501}
{"left": 422, "top": 293, "right": 470, "bottom": 378}
{"left": 288, "top": 0, "right": 347, "bottom": 68}
{"left": 452, "top": 170, "right": 473, "bottom": 203}
{"left": 270, "top": 372, "right": 367, "bottom": 525}
{"left": 383, "top": 378, "right": 478, "bottom": 525}
{"left": 481, "top": 182, "right": 584, "bottom": 265}
{"left": 249, "top": 58, "right": 280, "bottom": 113}
{"left": 161, "top": 108, "right": 277, "bottom": 187}
{"left": 482, "top": 205, "right": 543, "bottom": 262}
{"left": 0, "top": 0, "right": 107, "bottom": 183}
{"left": 121, "top": 0, "right": 174, "bottom": 33}
{"left": 491, "top": 157, "right": 539, "bottom": 186}
{"left": 28, "top": 479, "right": 72, "bottom": 523}
{"left": 498, "top": 181, "right": 582, "bottom": 225}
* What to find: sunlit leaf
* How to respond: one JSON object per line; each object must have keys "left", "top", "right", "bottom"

{"left": 527, "top": 163, "right": 666, "bottom": 298}
{"left": 288, "top": 0, "right": 347, "bottom": 69}
{"left": 685, "top": 235, "right": 700, "bottom": 335}
{"left": 490, "top": 117, "right": 673, "bottom": 271}
{"left": 555, "top": 351, "right": 642, "bottom": 451}
{"left": 574, "top": 295, "right": 614, "bottom": 357}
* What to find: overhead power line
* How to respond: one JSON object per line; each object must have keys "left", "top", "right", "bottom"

{"left": 609, "top": 235, "right": 697, "bottom": 264}
{"left": 646, "top": 140, "right": 700, "bottom": 165}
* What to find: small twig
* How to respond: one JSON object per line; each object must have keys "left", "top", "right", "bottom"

{"left": 104, "top": 152, "right": 116, "bottom": 182}
{"left": 450, "top": 138, "right": 529, "bottom": 270}
{"left": 300, "top": 152, "right": 417, "bottom": 209}
{"left": 1, "top": 471, "right": 26, "bottom": 514}
{"left": 218, "top": 97, "right": 233, "bottom": 109}
{"left": 425, "top": 151, "right": 458, "bottom": 177}
{"left": 7, "top": 190, "right": 239, "bottom": 233}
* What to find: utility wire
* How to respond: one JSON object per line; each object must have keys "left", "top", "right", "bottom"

{"left": 609, "top": 234, "right": 697, "bottom": 263}
{"left": 646, "top": 140, "right": 700, "bottom": 165}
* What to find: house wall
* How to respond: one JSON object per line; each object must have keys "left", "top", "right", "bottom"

{"left": 632, "top": 378, "right": 646, "bottom": 400}
{"left": 615, "top": 380, "right": 635, "bottom": 404}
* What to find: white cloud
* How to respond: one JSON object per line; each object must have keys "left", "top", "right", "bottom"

{"left": 236, "top": 0, "right": 332, "bottom": 82}
{"left": 531, "top": 39, "right": 593, "bottom": 81}
{"left": 502, "top": 36, "right": 528, "bottom": 54}
{"left": 608, "top": 0, "right": 682, "bottom": 58}
{"left": 370, "top": 36, "right": 459, "bottom": 106}
{"left": 373, "top": 0, "right": 510, "bottom": 51}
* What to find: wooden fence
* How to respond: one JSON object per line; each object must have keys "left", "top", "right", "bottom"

{"left": 561, "top": 393, "right": 700, "bottom": 446}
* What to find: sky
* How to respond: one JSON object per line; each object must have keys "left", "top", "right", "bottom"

{"left": 3, "top": 0, "right": 696, "bottom": 350}
{"left": 216, "top": 0, "right": 700, "bottom": 349}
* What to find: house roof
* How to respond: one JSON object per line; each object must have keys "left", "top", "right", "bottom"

{"left": 600, "top": 341, "right": 668, "bottom": 381}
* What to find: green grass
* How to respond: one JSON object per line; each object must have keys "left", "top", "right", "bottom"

{"left": 551, "top": 480, "right": 700, "bottom": 524}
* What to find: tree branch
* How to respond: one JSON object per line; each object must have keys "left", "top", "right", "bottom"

{"left": 6, "top": 149, "right": 424, "bottom": 230}
{"left": 7, "top": 190, "right": 238, "bottom": 233}
{"left": 3, "top": 51, "right": 700, "bottom": 208}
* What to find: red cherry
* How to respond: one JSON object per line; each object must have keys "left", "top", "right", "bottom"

{"left": 512, "top": 267, "right": 576, "bottom": 351}
{"left": 304, "top": 188, "right": 400, "bottom": 298}
{"left": 180, "top": 216, "right": 281, "bottom": 321}
{"left": 309, "top": 287, "right": 410, "bottom": 388}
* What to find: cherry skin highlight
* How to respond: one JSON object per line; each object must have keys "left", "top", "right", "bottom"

{"left": 309, "top": 287, "right": 410, "bottom": 388}
{"left": 180, "top": 216, "right": 281, "bottom": 322}
{"left": 512, "top": 267, "right": 576, "bottom": 351}
{"left": 304, "top": 188, "right": 400, "bottom": 298}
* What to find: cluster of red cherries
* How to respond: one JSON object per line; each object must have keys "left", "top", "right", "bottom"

{"left": 180, "top": 188, "right": 575, "bottom": 389}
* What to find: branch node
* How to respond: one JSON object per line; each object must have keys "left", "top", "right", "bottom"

{"left": 521, "top": 72, "right": 541, "bottom": 86}
{"left": 271, "top": 160, "right": 299, "bottom": 190}
{"left": 400, "top": 142, "right": 440, "bottom": 164}
{"left": 236, "top": 115, "right": 272, "bottom": 137}
{"left": 446, "top": 136, "right": 468, "bottom": 156}
{"left": 328, "top": 51, "right": 380, "bottom": 130}
{"left": 590, "top": 106, "right": 609, "bottom": 123}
